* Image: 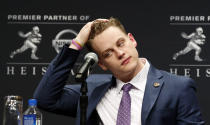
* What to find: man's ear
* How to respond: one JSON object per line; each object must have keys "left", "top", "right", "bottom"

{"left": 128, "top": 33, "right": 137, "bottom": 47}
{"left": 98, "top": 60, "right": 108, "bottom": 71}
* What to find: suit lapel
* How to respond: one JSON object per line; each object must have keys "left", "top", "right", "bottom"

{"left": 141, "top": 65, "right": 164, "bottom": 125}
{"left": 86, "top": 76, "right": 115, "bottom": 120}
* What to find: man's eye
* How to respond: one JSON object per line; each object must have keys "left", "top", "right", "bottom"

{"left": 120, "top": 42, "right": 124, "bottom": 46}
{"left": 103, "top": 51, "right": 112, "bottom": 58}
{"left": 118, "top": 41, "right": 125, "bottom": 47}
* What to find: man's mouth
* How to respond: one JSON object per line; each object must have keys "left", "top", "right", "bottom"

{"left": 121, "top": 56, "right": 131, "bottom": 65}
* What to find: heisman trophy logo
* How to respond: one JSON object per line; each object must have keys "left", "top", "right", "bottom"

{"left": 9, "top": 26, "right": 42, "bottom": 60}
{"left": 172, "top": 27, "right": 207, "bottom": 62}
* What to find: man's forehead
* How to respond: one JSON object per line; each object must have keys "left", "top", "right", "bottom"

{"left": 93, "top": 27, "right": 126, "bottom": 42}
{"left": 90, "top": 26, "right": 127, "bottom": 52}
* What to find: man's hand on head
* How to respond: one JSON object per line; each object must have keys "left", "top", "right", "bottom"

{"left": 69, "top": 18, "right": 108, "bottom": 50}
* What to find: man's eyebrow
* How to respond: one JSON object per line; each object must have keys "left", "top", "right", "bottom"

{"left": 102, "top": 48, "right": 112, "bottom": 55}
{"left": 116, "top": 37, "right": 124, "bottom": 43}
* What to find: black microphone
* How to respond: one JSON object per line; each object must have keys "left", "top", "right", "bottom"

{"left": 75, "top": 52, "right": 98, "bottom": 81}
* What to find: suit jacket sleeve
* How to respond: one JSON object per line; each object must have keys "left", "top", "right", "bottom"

{"left": 176, "top": 78, "right": 205, "bottom": 125}
{"left": 33, "top": 45, "right": 81, "bottom": 117}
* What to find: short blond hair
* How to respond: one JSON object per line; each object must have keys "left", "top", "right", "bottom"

{"left": 86, "top": 17, "right": 127, "bottom": 52}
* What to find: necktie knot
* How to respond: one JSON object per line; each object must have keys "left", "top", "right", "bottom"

{"left": 122, "top": 83, "right": 133, "bottom": 92}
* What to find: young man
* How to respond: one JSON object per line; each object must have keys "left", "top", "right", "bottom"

{"left": 34, "top": 18, "right": 204, "bottom": 125}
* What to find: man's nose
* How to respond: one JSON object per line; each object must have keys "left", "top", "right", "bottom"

{"left": 116, "top": 49, "right": 125, "bottom": 60}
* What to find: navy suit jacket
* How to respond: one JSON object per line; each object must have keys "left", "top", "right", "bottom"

{"left": 33, "top": 45, "right": 205, "bottom": 125}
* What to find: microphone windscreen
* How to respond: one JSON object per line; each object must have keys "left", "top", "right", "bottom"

{"left": 84, "top": 52, "right": 98, "bottom": 64}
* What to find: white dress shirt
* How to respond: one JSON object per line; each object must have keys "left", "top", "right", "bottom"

{"left": 96, "top": 58, "right": 150, "bottom": 125}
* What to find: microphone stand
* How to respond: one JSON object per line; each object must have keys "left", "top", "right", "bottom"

{"left": 75, "top": 67, "right": 90, "bottom": 125}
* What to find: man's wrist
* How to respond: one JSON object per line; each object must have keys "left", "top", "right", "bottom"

{"left": 69, "top": 39, "right": 84, "bottom": 50}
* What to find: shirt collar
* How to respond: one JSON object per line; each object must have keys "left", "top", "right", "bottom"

{"left": 116, "top": 58, "right": 150, "bottom": 93}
